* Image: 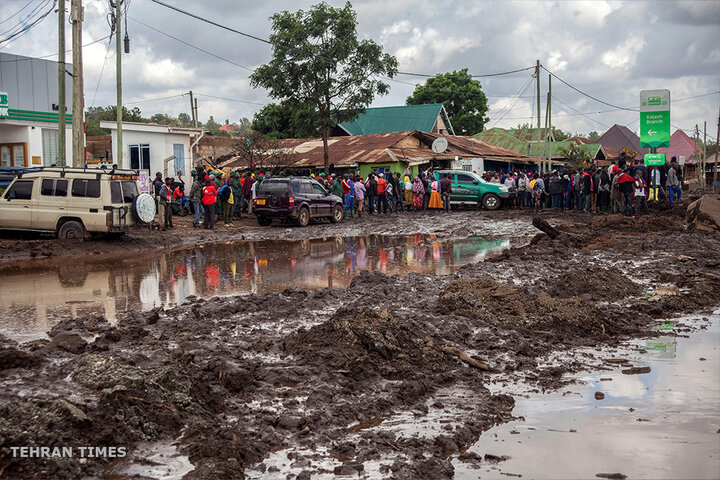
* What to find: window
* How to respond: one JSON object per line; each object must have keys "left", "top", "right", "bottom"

{"left": 5, "top": 180, "right": 33, "bottom": 200}
{"left": 129, "top": 144, "right": 150, "bottom": 170}
{"left": 312, "top": 183, "right": 327, "bottom": 195}
{"left": 110, "top": 181, "right": 123, "bottom": 203}
{"left": 457, "top": 173, "right": 477, "bottom": 185}
{"left": 0, "top": 143, "right": 28, "bottom": 167}
{"left": 257, "top": 181, "right": 290, "bottom": 195}
{"left": 172, "top": 144, "right": 185, "bottom": 176}
{"left": 42, "top": 129, "right": 58, "bottom": 166}
{"left": 121, "top": 181, "right": 139, "bottom": 202}
{"left": 301, "top": 181, "right": 315, "bottom": 194}
{"left": 72, "top": 179, "right": 101, "bottom": 198}
{"left": 290, "top": 180, "right": 302, "bottom": 193}
{"left": 41, "top": 179, "right": 68, "bottom": 196}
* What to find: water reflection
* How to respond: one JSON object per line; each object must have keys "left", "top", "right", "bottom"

{"left": 0, "top": 234, "right": 508, "bottom": 342}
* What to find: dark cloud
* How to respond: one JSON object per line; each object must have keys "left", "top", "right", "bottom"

{"left": 1, "top": 0, "right": 718, "bottom": 136}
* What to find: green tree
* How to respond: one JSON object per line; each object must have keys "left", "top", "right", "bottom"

{"left": 250, "top": 1, "right": 398, "bottom": 173}
{"left": 252, "top": 101, "right": 318, "bottom": 139}
{"left": 205, "top": 116, "right": 222, "bottom": 133}
{"left": 85, "top": 105, "right": 145, "bottom": 135}
{"left": 559, "top": 142, "right": 592, "bottom": 169}
{"left": 177, "top": 113, "right": 193, "bottom": 127}
{"left": 587, "top": 131, "right": 600, "bottom": 142}
{"left": 406, "top": 69, "right": 489, "bottom": 136}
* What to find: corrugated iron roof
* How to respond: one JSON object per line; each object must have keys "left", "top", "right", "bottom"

{"left": 223, "top": 130, "right": 533, "bottom": 169}
{"left": 657, "top": 129, "right": 698, "bottom": 160}
{"left": 596, "top": 124, "right": 647, "bottom": 156}
{"left": 338, "top": 104, "right": 443, "bottom": 135}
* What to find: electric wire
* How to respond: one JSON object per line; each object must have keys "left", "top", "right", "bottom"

{"left": 0, "top": 0, "right": 35, "bottom": 27}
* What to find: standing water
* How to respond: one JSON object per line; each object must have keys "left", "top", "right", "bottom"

{"left": 0, "top": 234, "right": 508, "bottom": 342}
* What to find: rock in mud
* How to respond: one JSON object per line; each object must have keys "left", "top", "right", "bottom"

{"left": 622, "top": 366, "right": 651, "bottom": 375}
{"left": 594, "top": 392, "right": 605, "bottom": 400}
{"left": 47, "top": 333, "right": 88, "bottom": 354}
{"left": 596, "top": 473, "right": 627, "bottom": 479}
{"left": 0, "top": 334, "right": 42, "bottom": 370}
{"left": 550, "top": 267, "right": 643, "bottom": 302}
{"left": 686, "top": 195, "right": 720, "bottom": 232}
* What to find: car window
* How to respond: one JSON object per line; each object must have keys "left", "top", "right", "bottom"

{"left": 301, "top": 181, "right": 315, "bottom": 194}
{"left": 55, "top": 179, "right": 68, "bottom": 196}
{"left": 312, "top": 182, "right": 327, "bottom": 195}
{"left": 41, "top": 178, "right": 69, "bottom": 196}
{"left": 110, "top": 181, "right": 123, "bottom": 203}
{"left": 72, "top": 179, "right": 101, "bottom": 198}
{"left": 290, "top": 180, "right": 302, "bottom": 193}
{"left": 41, "top": 179, "right": 54, "bottom": 196}
{"left": 257, "top": 181, "right": 290, "bottom": 195}
{"left": 457, "top": 173, "right": 477, "bottom": 185}
{"left": 121, "top": 181, "right": 139, "bottom": 203}
{"left": 5, "top": 180, "right": 33, "bottom": 200}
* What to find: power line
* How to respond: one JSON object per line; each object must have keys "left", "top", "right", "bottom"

{"left": 541, "top": 65, "right": 638, "bottom": 112}
{"left": 125, "top": 93, "right": 188, "bottom": 105}
{"left": 0, "top": 0, "right": 35, "bottom": 27}
{"left": 396, "top": 65, "right": 535, "bottom": 78}
{"left": 0, "top": 0, "right": 56, "bottom": 46}
{"left": 0, "top": 34, "right": 112, "bottom": 61}
{"left": 147, "top": 0, "right": 271, "bottom": 45}
{"left": 486, "top": 73, "right": 535, "bottom": 128}
{"left": 552, "top": 95, "right": 611, "bottom": 130}
{"left": 129, "top": 16, "right": 254, "bottom": 73}
{"left": 194, "top": 93, "right": 264, "bottom": 106}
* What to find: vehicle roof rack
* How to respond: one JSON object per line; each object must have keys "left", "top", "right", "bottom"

{"left": 14, "top": 166, "right": 139, "bottom": 179}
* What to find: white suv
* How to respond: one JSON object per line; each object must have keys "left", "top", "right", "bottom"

{"left": 0, "top": 167, "right": 155, "bottom": 239}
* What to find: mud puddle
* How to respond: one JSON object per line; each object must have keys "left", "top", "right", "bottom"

{"left": 453, "top": 312, "right": 720, "bottom": 479}
{"left": 0, "top": 234, "right": 509, "bottom": 342}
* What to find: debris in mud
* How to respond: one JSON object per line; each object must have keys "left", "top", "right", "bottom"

{"left": 596, "top": 473, "right": 627, "bottom": 480}
{"left": 594, "top": 392, "right": 605, "bottom": 400}
{"left": 686, "top": 195, "right": 720, "bottom": 232}
{"left": 484, "top": 453, "right": 510, "bottom": 463}
{"left": 549, "top": 267, "right": 643, "bottom": 302}
{"left": 441, "top": 277, "right": 621, "bottom": 337}
{"left": 622, "top": 366, "right": 652, "bottom": 375}
{"left": 0, "top": 334, "right": 42, "bottom": 370}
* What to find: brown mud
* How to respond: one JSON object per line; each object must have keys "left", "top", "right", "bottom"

{"left": 0, "top": 199, "right": 719, "bottom": 479}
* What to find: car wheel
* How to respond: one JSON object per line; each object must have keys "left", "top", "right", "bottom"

{"left": 257, "top": 216, "right": 272, "bottom": 227}
{"left": 330, "top": 204, "right": 343, "bottom": 223}
{"left": 296, "top": 207, "right": 310, "bottom": 227}
{"left": 58, "top": 221, "right": 85, "bottom": 240}
{"left": 483, "top": 193, "right": 501, "bottom": 210}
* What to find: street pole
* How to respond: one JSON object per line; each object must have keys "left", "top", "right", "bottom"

{"left": 115, "top": 0, "right": 123, "bottom": 168}
{"left": 696, "top": 124, "right": 702, "bottom": 188}
{"left": 57, "top": 0, "right": 66, "bottom": 166}
{"left": 194, "top": 98, "right": 199, "bottom": 128}
{"left": 189, "top": 90, "right": 197, "bottom": 127}
{"left": 547, "top": 73, "right": 552, "bottom": 172}
{"left": 535, "top": 60, "right": 541, "bottom": 173}
{"left": 71, "top": 0, "right": 84, "bottom": 167}
{"left": 714, "top": 108, "right": 719, "bottom": 193}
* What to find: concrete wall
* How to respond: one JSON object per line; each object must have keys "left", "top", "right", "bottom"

{"left": 0, "top": 53, "right": 73, "bottom": 114}
{"left": 109, "top": 128, "right": 193, "bottom": 179}
{"left": 0, "top": 122, "right": 73, "bottom": 166}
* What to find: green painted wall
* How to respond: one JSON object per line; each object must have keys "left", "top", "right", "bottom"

{"left": 358, "top": 162, "right": 415, "bottom": 179}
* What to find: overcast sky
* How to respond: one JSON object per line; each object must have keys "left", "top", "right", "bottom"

{"left": 2, "top": 0, "right": 719, "bottom": 138}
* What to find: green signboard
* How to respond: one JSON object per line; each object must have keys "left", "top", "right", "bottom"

{"left": 644, "top": 153, "right": 666, "bottom": 166}
{"left": 0, "top": 92, "right": 8, "bottom": 118}
{"left": 640, "top": 89, "right": 670, "bottom": 148}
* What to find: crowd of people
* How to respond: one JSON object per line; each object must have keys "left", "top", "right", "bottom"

{"left": 152, "top": 153, "right": 681, "bottom": 229}
{"left": 492, "top": 153, "right": 683, "bottom": 217}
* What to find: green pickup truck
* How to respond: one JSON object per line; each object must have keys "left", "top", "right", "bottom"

{"left": 433, "top": 170, "right": 510, "bottom": 210}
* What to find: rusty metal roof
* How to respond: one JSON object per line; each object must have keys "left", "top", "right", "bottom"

{"left": 224, "top": 131, "right": 533, "bottom": 169}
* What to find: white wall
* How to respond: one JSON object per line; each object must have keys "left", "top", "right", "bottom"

{"left": 110, "top": 129, "right": 192, "bottom": 179}
{"left": 0, "top": 122, "right": 72, "bottom": 166}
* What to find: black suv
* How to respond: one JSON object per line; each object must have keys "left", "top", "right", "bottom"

{"left": 253, "top": 177, "right": 344, "bottom": 227}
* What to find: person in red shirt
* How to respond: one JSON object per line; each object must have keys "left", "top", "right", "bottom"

{"left": 201, "top": 178, "right": 217, "bottom": 229}
{"left": 376, "top": 173, "right": 388, "bottom": 214}
{"left": 617, "top": 169, "right": 634, "bottom": 217}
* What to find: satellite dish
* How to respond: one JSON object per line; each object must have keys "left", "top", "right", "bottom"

{"left": 431, "top": 137, "right": 448, "bottom": 154}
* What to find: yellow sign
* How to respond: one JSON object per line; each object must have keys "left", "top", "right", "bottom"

{"left": 32, "top": 156, "right": 42, "bottom": 165}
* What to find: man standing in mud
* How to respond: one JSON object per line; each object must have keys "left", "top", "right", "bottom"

{"left": 440, "top": 173, "right": 452, "bottom": 212}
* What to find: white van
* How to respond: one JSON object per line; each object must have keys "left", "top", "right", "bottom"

{"left": 0, "top": 167, "right": 155, "bottom": 239}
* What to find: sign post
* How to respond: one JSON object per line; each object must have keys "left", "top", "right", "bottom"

{"left": 640, "top": 90, "right": 670, "bottom": 149}
{"left": 644, "top": 153, "right": 666, "bottom": 166}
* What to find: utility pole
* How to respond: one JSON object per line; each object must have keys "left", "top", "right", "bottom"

{"left": 714, "top": 108, "right": 719, "bottom": 193}
{"left": 703, "top": 121, "right": 707, "bottom": 189}
{"left": 115, "top": 0, "right": 123, "bottom": 168}
{"left": 535, "top": 60, "right": 541, "bottom": 173}
{"left": 189, "top": 90, "right": 197, "bottom": 127}
{"left": 71, "top": 0, "right": 84, "bottom": 167}
{"left": 696, "top": 124, "right": 702, "bottom": 188}
{"left": 547, "top": 73, "right": 552, "bottom": 172}
{"left": 543, "top": 81, "right": 549, "bottom": 173}
{"left": 57, "top": 0, "right": 66, "bottom": 166}
{"left": 194, "top": 97, "right": 199, "bottom": 128}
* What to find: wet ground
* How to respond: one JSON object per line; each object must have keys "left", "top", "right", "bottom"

{"left": 456, "top": 313, "right": 720, "bottom": 479}
{"left": 0, "top": 234, "right": 510, "bottom": 343}
{"left": 0, "top": 206, "right": 718, "bottom": 479}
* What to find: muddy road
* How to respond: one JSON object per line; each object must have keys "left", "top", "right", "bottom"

{"left": 0, "top": 203, "right": 719, "bottom": 479}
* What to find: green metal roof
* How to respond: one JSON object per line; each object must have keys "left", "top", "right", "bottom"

{"left": 338, "top": 104, "right": 443, "bottom": 135}
{"left": 475, "top": 128, "right": 604, "bottom": 159}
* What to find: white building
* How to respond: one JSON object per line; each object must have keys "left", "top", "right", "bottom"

{"left": 0, "top": 53, "right": 74, "bottom": 167}
{"left": 100, "top": 121, "right": 203, "bottom": 182}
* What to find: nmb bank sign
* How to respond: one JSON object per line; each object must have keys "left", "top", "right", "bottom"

{"left": 640, "top": 89, "right": 670, "bottom": 149}
{"left": 0, "top": 92, "right": 8, "bottom": 118}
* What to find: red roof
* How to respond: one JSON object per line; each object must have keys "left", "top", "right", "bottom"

{"left": 657, "top": 130, "right": 698, "bottom": 161}
{"left": 564, "top": 135, "right": 594, "bottom": 145}
{"left": 219, "top": 124, "right": 242, "bottom": 132}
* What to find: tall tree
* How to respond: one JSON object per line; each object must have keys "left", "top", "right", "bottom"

{"left": 250, "top": 1, "right": 398, "bottom": 174}
{"left": 252, "top": 100, "right": 318, "bottom": 139}
{"left": 406, "top": 69, "right": 489, "bottom": 136}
